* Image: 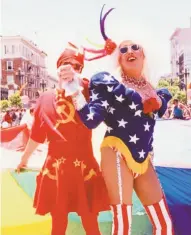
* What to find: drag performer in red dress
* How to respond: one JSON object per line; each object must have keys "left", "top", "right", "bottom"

{"left": 60, "top": 5, "right": 175, "bottom": 235}
{"left": 17, "top": 43, "right": 109, "bottom": 235}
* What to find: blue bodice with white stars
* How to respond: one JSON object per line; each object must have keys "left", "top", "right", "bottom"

{"left": 77, "top": 72, "right": 172, "bottom": 167}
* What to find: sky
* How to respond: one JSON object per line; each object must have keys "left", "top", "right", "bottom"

{"left": 1, "top": 0, "right": 191, "bottom": 84}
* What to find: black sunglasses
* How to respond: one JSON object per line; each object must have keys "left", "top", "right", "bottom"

{"left": 119, "top": 44, "right": 140, "bottom": 54}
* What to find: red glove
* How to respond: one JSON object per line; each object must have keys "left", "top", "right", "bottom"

{"left": 143, "top": 97, "right": 160, "bottom": 114}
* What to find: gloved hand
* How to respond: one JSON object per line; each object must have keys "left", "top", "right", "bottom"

{"left": 57, "top": 64, "right": 83, "bottom": 96}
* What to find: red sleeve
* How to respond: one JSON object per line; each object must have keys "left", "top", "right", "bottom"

{"left": 82, "top": 78, "right": 90, "bottom": 101}
{"left": 30, "top": 95, "right": 47, "bottom": 143}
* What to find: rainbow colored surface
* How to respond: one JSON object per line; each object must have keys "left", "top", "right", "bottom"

{"left": 1, "top": 170, "right": 152, "bottom": 235}
{"left": 1, "top": 120, "right": 191, "bottom": 234}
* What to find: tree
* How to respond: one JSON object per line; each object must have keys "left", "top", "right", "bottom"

{"left": 174, "top": 91, "right": 186, "bottom": 103}
{"left": 173, "top": 77, "right": 180, "bottom": 87}
{"left": 0, "top": 99, "right": 10, "bottom": 111}
{"left": 156, "top": 78, "right": 186, "bottom": 104}
{"left": 157, "top": 79, "right": 170, "bottom": 88}
{"left": 8, "top": 92, "right": 22, "bottom": 108}
{"left": 168, "top": 86, "right": 180, "bottom": 97}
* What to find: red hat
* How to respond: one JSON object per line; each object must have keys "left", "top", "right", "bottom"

{"left": 57, "top": 42, "right": 84, "bottom": 69}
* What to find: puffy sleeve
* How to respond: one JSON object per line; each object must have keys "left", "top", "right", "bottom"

{"left": 156, "top": 88, "right": 172, "bottom": 118}
{"left": 72, "top": 72, "right": 118, "bottom": 129}
{"left": 112, "top": 83, "right": 143, "bottom": 108}
{"left": 30, "top": 95, "right": 47, "bottom": 143}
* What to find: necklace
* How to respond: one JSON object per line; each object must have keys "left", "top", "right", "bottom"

{"left": 121, "top": 74, "right": 162, "bottom": 105}
{"left": 121, "top": 73, "right": 147, "bottom": 89}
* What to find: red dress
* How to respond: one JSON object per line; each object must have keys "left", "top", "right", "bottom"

{"left": 31, "top": 79, "right": 110, "bottom": 216}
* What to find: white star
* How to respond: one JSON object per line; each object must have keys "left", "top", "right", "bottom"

{"left": 90, "top": 92, "right": 99, "bottom": 101}
{"left": 134, "top": 110, "right": 142, "bottom": 117}
{"left": 107, "top": 86, "right": 114, "bottom": 92}
{"left": 117, "top": 119, "right": 128, "bottom": 128}
{"left": 101, "top": 100, "right": 109, "bottom": 109}
{"left": 138, "top": 149, "right": 146, "bottom": 158}
{"left": 144, "top": 122, "right": 150, "bottom": 131}
{"left": 115, "top": 94, "right": 125, "bottom": 103}
{"left": 103, "top": 74, "right": 114, "bottom": 82}
{"left": 129, "top": 102, "right": 138, "bottom": 110}
{"left": 129, "top": 134, "right": 140, "bottom": 144}
{"left": 109, "top": 107, "right": 115, "bottom": 114}
{"left": 87, "top": 112, "right": 94, "bottom": 120}
{"left": 107, "top": 126, "right": 113, "bottom": 133}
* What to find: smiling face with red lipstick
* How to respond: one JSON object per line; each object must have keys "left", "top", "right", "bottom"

{"left": 118, "top": 40, "right": 145, "bottom": 79}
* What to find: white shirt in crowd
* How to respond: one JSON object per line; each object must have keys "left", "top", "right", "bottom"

{"left": 20, "top": 110, "right": 34, "bottom": 129}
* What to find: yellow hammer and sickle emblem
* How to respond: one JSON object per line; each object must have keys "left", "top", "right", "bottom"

{"left": 55, "top": 98, "right": 77, "bottom": 129}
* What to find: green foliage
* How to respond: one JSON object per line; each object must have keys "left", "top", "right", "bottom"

{"left": 156, "top": 78, "right": 186, "bottom": 104}
{"left": 174, "top": 91, "right": 186, "bottom": 103}
{"left": 172, "top": 77, "right": 180, "bottom": 86}
{"left": 168, "top": 86, "right": 180, "bottom": 97}
{"left": 8, "top": 92, "right": 22, "bottom": 108}
{"left": 157, "top": 80, "right": 169, "bottom": 88}
{"left": 0, "top": 99, "right": 10, "bottom": 111}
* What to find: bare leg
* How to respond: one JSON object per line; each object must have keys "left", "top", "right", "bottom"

{"left": 101, "top": 147, "right": 133, "bottom": 235}
{"left": 134, "top": 162, "right": 174, "bottom": 235}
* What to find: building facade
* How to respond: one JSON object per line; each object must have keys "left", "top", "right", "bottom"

{"left": 0, "top": 35, "right": 48, "bottom": 103}
{"left": 47, "top": 75, "right": 58, "bottom": 90}
{"left": 170, "top": 28, "right": 191, "bottom": 83}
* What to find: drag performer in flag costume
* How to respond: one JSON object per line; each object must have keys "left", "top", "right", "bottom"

{"left": 60, "top": 5, "right": 175, "bottom": 235}
{"left": 17, "top": 43, "right": 109, "bottom": 235}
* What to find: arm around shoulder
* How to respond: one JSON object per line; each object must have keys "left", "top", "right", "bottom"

{"left": 72, "top": 72, "right": 115, "bottom": 129}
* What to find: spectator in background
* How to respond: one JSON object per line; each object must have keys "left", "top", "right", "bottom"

{"left": 18, "top": 109, "right": 23, "bottom": 124}
{"left": 10, "top": 109, "right": 17, "bottom": 125}
{"left": 171, "top": 99, "right": 184, "bottom": 119}
{"left": 20, "top": 108, "right": 34, "bottom": 130}
{"left": 2, "top": 110, "right": 12, "bottom": 127}
{"left": 14, "top": 109, "right": 21, "bottom": 126}
{"left": 29, "top": 108, "right": 34, "bottom": 116}
{"left": 21, "top": 109, "right": 26, "bottom": 117}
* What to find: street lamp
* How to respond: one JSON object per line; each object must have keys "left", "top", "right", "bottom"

{"left": 185, "top": 68, "right": 190, "bottom": 104}
{"left": 16, "top": 67, "right": 24, "bottom": 85}
{"left": 40, "top": 79, "right": 47, "bottom": 92}
{"left": 170, "top": 77, "right": 174, "bottom": 86}
{"left": 177, "top": 72, "right": 186, "bottom": 91}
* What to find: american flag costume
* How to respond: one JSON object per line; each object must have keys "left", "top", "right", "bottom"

{"left": 71, "top": 5, "right": 175, "bottom": 235}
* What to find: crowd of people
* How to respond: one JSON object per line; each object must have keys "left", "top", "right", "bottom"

{"left": 163, "top": 99, "right": 191, "bottom": 120}
{"left": 1, "top": 98, "right": 190, "bottom": 130}
{"left": 0, "top": 108, "right": 34, "bottom": 128}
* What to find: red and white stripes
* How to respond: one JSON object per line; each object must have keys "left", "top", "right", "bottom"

{"left": 110, "top": 149, "right": 133, "bottom": 234}
{"left": 144, "top": 196, "right": 174, "bottom": 235}
{"left": 111, "top": 204, "right": 132, "bottom": 235}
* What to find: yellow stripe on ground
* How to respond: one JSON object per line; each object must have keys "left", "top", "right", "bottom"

{"left": 1, "top": 220, "right": 51, "bottom": 235}
{"left": 0, "top": 171, "right": 110, "bottom": 235}
{"left": 1, "top": 171, "right": 51, "bottom": 235}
